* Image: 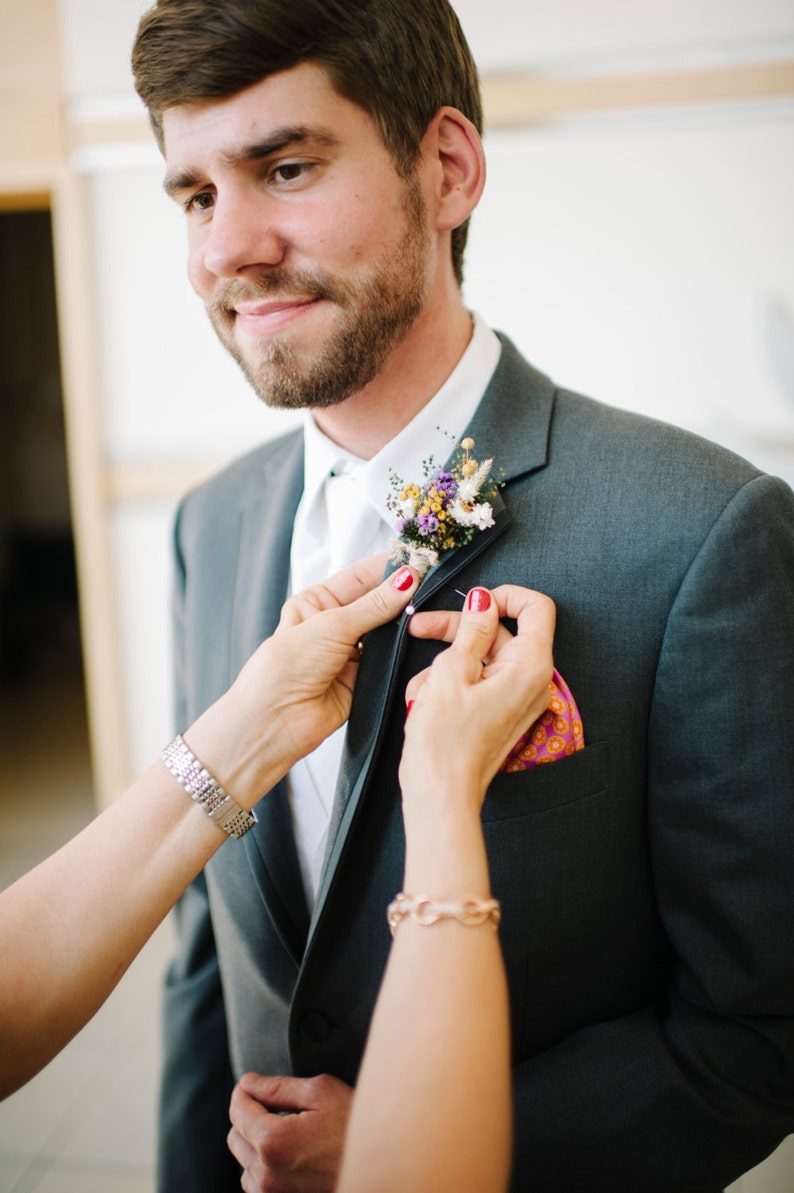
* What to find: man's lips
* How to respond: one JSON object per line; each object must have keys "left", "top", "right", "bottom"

{"left": 232, "top": 296, "right": 320, "bottom": 335}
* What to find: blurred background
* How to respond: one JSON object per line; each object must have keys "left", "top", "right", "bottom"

{"left": 0, "top": 1, "right": 793, "bottom": 1189}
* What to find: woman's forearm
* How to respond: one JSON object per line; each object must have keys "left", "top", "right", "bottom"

{"left": 338, "top": 805, "right": 512, "bottom": 1193}
{"left": 0, "top": 758, "right": 235, "bottom": 1098}
{"left": 0, "top": 690, "right": 287, "bottom": 1101}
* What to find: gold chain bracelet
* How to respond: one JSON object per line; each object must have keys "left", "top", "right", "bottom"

{"left": 387, "top": 892, "right": 501, "bottom": 937}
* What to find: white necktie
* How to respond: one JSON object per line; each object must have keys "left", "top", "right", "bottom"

{"left": 288, "top": 461, "right": 388, "bottom": 908}
{"left": 292, "top": 462, "right": 384, "bottom": 593}
{"left": 326, "top": 464, "right": 384, "bottom": 577}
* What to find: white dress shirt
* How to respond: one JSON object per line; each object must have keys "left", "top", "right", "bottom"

{"left": 287, "top": 312, "right": 501, "bottom": 909}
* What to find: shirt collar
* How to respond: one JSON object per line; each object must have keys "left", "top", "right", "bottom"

{"left": 301, "top": 312, "right": 501, "bottom": 524}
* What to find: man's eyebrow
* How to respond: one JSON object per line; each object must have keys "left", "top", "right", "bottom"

{"left": 163, "top": 125, "right": 340, "bottom": 198}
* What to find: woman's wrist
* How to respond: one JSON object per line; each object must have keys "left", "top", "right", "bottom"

{"left": 402, "top": 799, "right": 491, "bottom": 898}
{"left": 401, "top": 774, "right": 486, "bottom": 844}
{"left": 183, "top": 694, "right": 285, "bottom": 813}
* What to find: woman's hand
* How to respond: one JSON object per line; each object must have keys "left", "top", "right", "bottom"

{"left": 265, "top": 557, "right": 418, "bottom": 755}
{"left": 187, "top": 556, "right": 418, "bottom": 806}
{"left": 399, "top": 585, "right": 556, "bottom": 815}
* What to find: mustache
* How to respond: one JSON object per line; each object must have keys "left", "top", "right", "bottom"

{"left": 209, "top": 269, "right": 342, "bottom": 315}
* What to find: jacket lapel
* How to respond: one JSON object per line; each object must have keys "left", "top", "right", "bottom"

{"left": 465, "top": 333, "right": 555, "bottom": 486}
{"left": 229, "top": 433, "right": 311, "bottom": 964}
{"left": 308, "top": 336, "right": 556, "bottom": 940}
{"left": 229, "top": 436, "right": 304, "bottom": 668}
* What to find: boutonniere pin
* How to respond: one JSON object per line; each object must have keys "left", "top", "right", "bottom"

{"left": 388, "top": 437, "right": 500, "bottom": 579}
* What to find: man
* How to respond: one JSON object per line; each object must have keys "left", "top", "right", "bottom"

{"left": 132, "top": 2, "right": 794, "bottom": 1190}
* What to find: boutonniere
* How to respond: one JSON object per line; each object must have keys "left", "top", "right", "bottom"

{"left": 388, "top": 438, "right": 500, "bottom": 579}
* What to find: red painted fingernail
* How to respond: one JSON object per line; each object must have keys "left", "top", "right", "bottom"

{"left": 466, "top": 587, "right": 491, "bottom": 612}
{"left": 406, "top": 699, "right": 415, "bottom": 717}
{"left": 391, "top": 567, "right": 414, "bottom": 592}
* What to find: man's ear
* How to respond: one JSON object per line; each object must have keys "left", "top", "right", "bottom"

{"left": 422, "top": 106, "right": 486, "bottom": 232}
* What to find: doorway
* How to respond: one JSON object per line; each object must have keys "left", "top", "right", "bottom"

{"left": 0, "top": 204, "right": 94, "bottom": 887}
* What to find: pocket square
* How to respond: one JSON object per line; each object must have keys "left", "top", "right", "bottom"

{"left": 500, "top": 670, "right": 584, "bottom": 772}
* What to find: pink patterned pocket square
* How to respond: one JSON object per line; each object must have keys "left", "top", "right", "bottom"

{"left": 500, "top": 670, "right": 584, "bottom": 772}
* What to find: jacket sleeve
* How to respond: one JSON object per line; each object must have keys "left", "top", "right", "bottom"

{"left": 156, "top": 500, "right": 241, "bottom": 1193}
{"left": 510, "top": 473, "right": 794, "bottom": 1192}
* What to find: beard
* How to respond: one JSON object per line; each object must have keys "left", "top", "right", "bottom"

{"left": 205, "top": 179, "right": 429, "bottom": 410}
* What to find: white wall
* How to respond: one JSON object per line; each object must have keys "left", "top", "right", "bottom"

{"left": 453, "top": 0, "right": 794, "bottom": 70}
{"left": 467, "top": 104, "right": 794, "bottom": 482}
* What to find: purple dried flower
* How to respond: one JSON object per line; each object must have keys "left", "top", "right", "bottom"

{"left": 430, "top": 470, "right": 457, "bottom": 495}
{"left": 416, "top": 513, "right": 439, "bottom": 536}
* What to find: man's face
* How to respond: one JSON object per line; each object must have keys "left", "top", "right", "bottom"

{"left": 162, "top": 63, "right": 431, "bottom": 410}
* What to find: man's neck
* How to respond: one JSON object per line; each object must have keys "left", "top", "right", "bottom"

{"left": 310, "top": 300, "right": 474, "bottom": 460}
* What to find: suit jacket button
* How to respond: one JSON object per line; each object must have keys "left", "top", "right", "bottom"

{"left": 299, "top": 1010, "right": 332, "bottom": 1043}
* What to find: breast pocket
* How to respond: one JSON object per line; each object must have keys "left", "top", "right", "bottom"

{"left": 481, "top": 740, "right": 612, "bottom": 822}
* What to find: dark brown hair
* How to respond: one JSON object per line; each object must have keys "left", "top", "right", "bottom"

{"left": 132, "top": 0, "right": 482, "bottom": 284}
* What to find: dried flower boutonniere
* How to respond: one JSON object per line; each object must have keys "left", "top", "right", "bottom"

{"left": 387, "top": 437, "right": 500, "bottom": 579}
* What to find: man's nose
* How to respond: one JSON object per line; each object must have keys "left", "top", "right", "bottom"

{"left": 202, "top": 195, "right": 284, "bottom": 278}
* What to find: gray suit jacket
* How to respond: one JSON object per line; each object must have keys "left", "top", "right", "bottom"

{"left": 158, "top": 336, "right": 794, "bottom": 1192}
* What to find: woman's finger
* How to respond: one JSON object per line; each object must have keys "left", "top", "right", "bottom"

{"left": 274, "top": 565, "right": 419, "bottom": 690}
{"left": 406, "top": 608, "right": 461, "bottom": 644}
{"left": 414, "top": 586, "right": 555, "bottom": 659}
{"left": 278, "top": 552, "right": 392, "bottom": 629}
{"left": 328, "top": 565, "right": 418, "bottom": 645}
{"left": 446, "top": 588, "right": 500, "bottom": 679}
{"left": 490, "top": 585, "right": 557, "bottom": 636}
{"left": 408, "top": 608, "right": 514, "bottom": 662}
{"left": 404, "top": 666, "right": 433, "bottom": 712}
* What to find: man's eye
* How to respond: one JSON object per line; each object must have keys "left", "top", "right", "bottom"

{"left": 186, "top": 192, "right": 215, "bottom": 213}
{"left": 272, "top": 162, "right": 311, "bottom": 184}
